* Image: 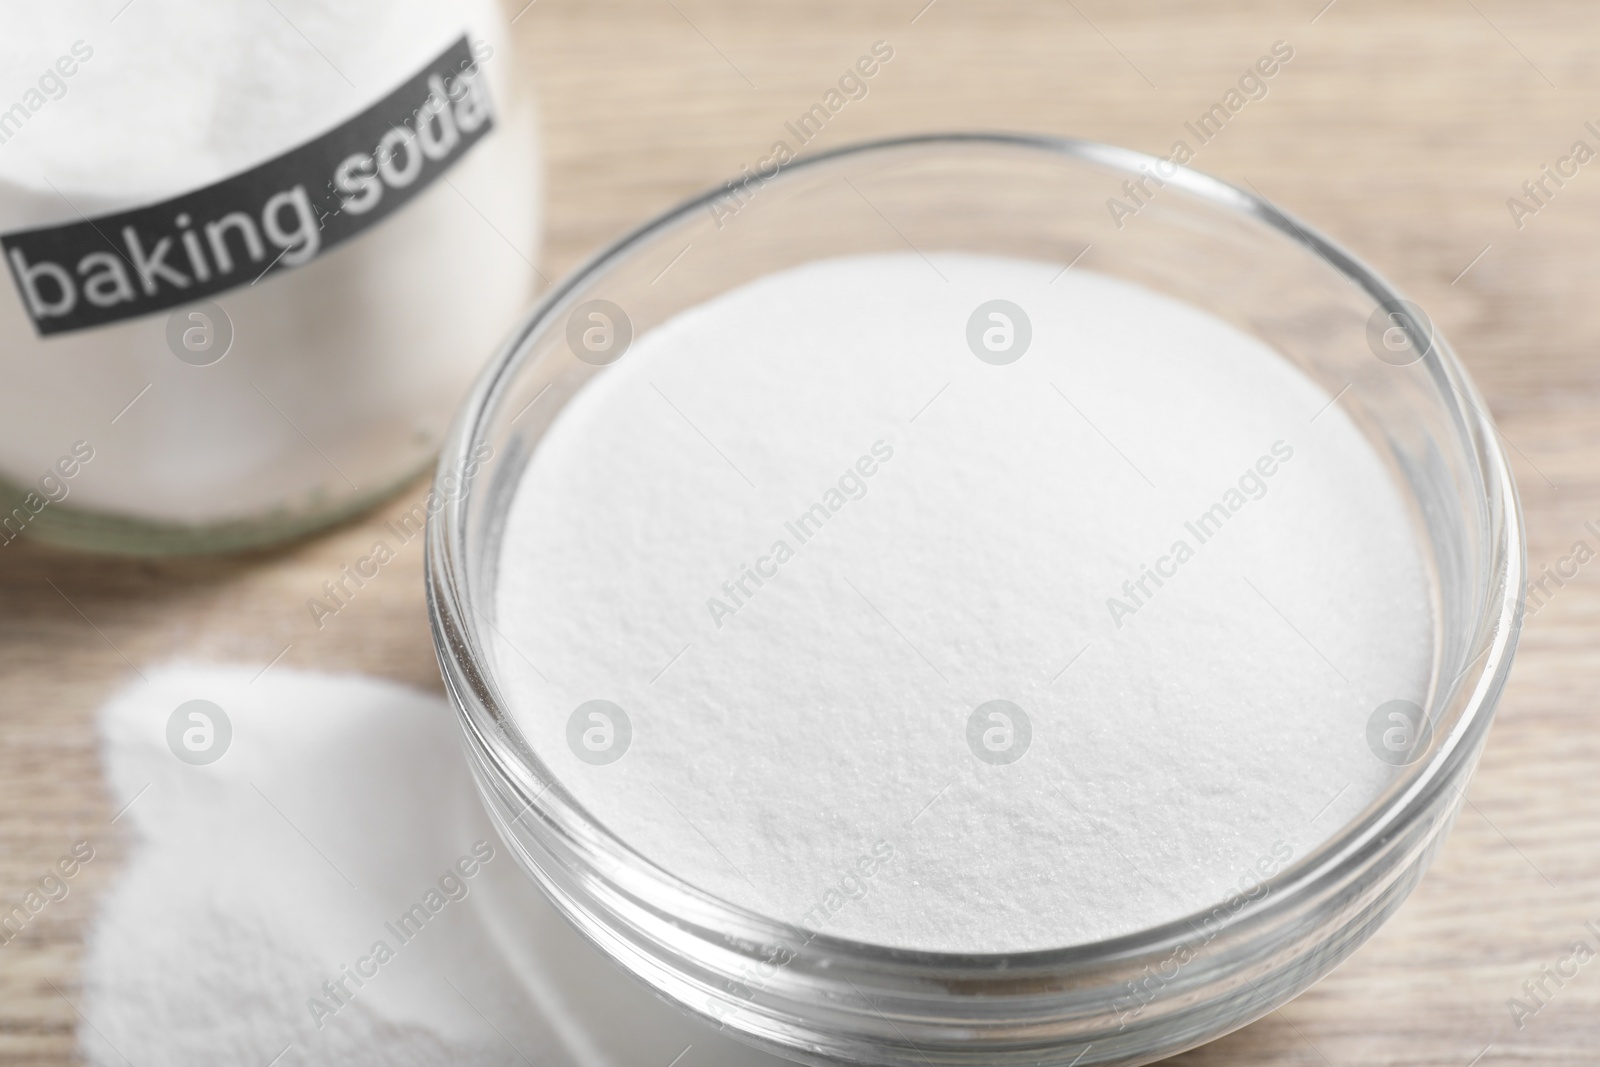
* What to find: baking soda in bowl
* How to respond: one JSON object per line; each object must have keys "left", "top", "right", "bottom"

{"left": 490, "top": 252, "right": 1434, "bottom": 953}
{"left": 0, "top": 0, "right": 540, "bottom": 552}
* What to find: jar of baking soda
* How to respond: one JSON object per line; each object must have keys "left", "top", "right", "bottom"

{"left": 0, "top": 0, "right": 541, "bottom": 553}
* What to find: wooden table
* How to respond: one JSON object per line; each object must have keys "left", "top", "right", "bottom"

{"left": 4, "top": 0, "right": 1598, "bottom": 1062}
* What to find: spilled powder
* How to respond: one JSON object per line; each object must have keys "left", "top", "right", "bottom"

{"left": 82, "top": 664, "right": 781, "bottom": 1067}
{"left": 492, "top": 252, "right": 1435, "bottom": 953}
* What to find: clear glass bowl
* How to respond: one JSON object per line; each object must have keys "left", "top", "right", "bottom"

{"left": 426, "top": 133, "right": 1523, "bottom": 1066}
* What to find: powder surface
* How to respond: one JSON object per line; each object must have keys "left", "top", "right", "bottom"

{"left": 0, "top": 0, "right": 503, "bottom": 210}
{"left": 0, "top": 0, "right": 539, "bottom": 524}
{"left": 83, "top": 664, "right": 783, "bottom": 1067}
{"left": 492, "top": 253, "right": 1435, "bottom": 954}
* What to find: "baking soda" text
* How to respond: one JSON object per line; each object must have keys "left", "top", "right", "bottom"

{"left": 3, "top": 36, "right": 493, "bottom": 336}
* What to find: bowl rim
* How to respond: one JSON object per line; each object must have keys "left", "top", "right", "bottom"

{"left": 426, "top": 130, "right": 1525, "bottom": 973}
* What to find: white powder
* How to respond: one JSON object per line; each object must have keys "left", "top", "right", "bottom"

{"left": 84, "top": 664, "right": 784, "bottom": 1067}
{"left": 492, "top": 253, "right": 1435, "bottom": 953}
{"left": 0, "top": 0, "right": 539, "bottom": 527}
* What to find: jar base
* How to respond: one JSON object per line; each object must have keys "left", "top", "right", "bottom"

{"left": 0, "top": 460, "right": 431, "bottom": 557}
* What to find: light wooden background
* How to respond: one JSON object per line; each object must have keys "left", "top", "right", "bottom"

{"left": 4, "top": 0, "right": 1600, "bottom": 1063}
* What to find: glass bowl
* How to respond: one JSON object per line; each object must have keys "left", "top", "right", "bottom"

{"left": 426, "top": 133, "right": 1523, "bottom": 1066}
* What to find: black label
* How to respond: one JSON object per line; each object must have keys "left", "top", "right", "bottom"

{"left": 3, "top": 35, "right": 494, "bottom": 336}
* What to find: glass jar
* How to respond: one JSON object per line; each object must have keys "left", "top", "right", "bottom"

{"left": 427, "top": 134, "right": 1522, "bottom": 1066}
{"left": 0, "top": 0, "right": 540, "bottom": 554}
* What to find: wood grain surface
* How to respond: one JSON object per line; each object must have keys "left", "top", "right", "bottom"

{"left": 3, "top": 0, "right": 1599, "bottom": 1063}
